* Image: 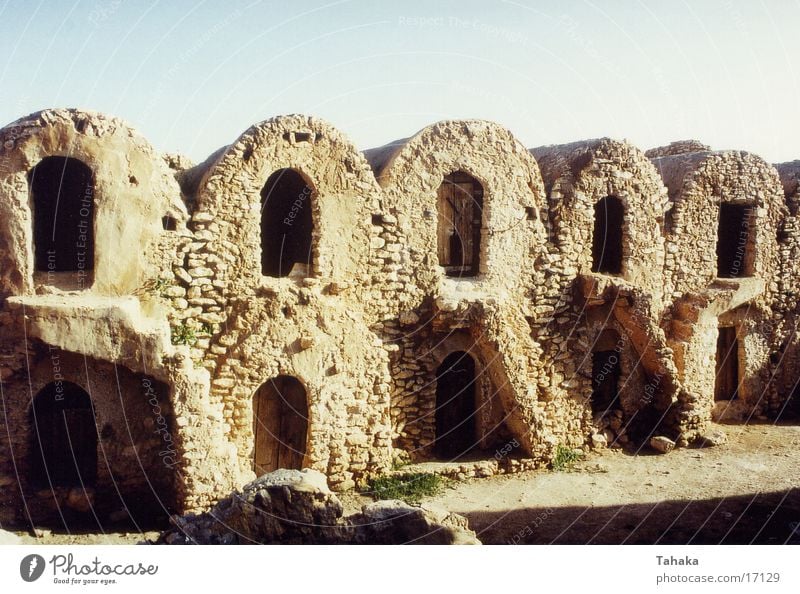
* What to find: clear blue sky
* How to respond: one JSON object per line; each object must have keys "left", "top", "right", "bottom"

{"left": 1, "top": 0, "right": 798, "bottom": 163}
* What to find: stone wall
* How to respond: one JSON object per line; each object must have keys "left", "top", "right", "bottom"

{"left": 0, "top": 110, "right": 798, "bottom": 526}
{"left": 651, "top": 148, "right": 787, "bottom": 440}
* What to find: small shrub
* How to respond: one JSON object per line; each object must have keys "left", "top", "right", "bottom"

{"left": 551, "top": 445, "right": 583, "bottom": 472}
{"left": 364, "top": 472, "right": 445, "bottom": 505}
{"left": 153, "top": 278, "right": 170, "bottom": 295}
{"left": 171, "top": 323, "right": 197, "bottom": 346}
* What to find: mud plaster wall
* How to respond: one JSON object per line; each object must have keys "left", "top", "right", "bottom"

{"left": 0, "top": 346, "right": 175, "bottom": 524}
{"left": 368, "top": 121, "right": 570, "bottom": 461}
{"left": 159, "top": 115, "right": 393, "bottom": 490}
{"left": 1, "top": 109, "right": 798, "bottom": 521}
{"left": 652, "top": 151, "right": 787, "bottom": 439}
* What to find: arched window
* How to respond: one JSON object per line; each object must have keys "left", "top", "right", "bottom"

{"left": 437, "top": 172, "right": 483, "bottom": 277}
{"left": 591, "top": 195, "right": 623, "bottom": 275}
{"left": 717, "top": 203, "right": 754, "bottom": 278}
{"left": 434, "top": 351, "right": 477, "bottom": 459}
{"left": 260, "top": 169, "right": 313, "bottom": 277}
{"left": 252, "top": 375, "right": 308, "bottom": 475}
{"left": 29, "top": 156, "right": 94, "bottom": 275}
{"left": 30, "top": 381, "right": 97, "bottom": 488}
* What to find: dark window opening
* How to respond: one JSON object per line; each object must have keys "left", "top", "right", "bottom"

{"left": 253, "top": 376, "right": 308, "bottom": 475}
{"left": 715, "top": 326, "right": 740, "bottom": 401}
{"left": 260, "top": 169, "right": 313, "bottom": 278}
{"left": 717, "top": 203, "right": 753, "bottom": 278}
{"left": 29, "top": 156, "right": 94, "bottom": 274}
{"left": 591, "top": 195, "right": 623, "bottom": 275}
{"left": 437, "top": 172, "right": 483, "bottom": 277}
{"left": 30, "top": 381, "right": 97, "bottom": 488}
{"left": 591, "top": 350, "right": 621, "bottom": 414}
{"left": 294, "top": 132, "right": 312, "bottom": 143}
{"left": 161, "top": 216, "right": 177, "bottom": 231}
{"left": 434, "top": 351, "right": 477, "bottom": 460}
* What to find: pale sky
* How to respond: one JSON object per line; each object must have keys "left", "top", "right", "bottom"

{"left": 1, "top": 0, "right": 798, "bottom": 164}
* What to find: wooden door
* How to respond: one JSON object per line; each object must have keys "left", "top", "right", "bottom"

{"left": 434, "top": 352, "right": 477, "bottom": 459}
{"left": 253, "top": 376, "right": 308, "bottom": 475}
{"left": 715, "top": 327, "right": 739, "bottom": 401}
{"left": 437, "top": 172, "right": 483, "bottom": 276}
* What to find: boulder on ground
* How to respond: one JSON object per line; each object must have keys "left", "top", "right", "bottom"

{"left": 697, "top": 428, "right": 728, "bottom": 447}
{"left": 650, "top": 435, "right": 676, "bottom": 454}
{"left": 345, "top": 500, "right": 480, "bottom": 545}
{"left": 158, "top": 469, "right": 479, "bottom": 545}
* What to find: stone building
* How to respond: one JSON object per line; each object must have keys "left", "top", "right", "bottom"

{"left": 0, "top": 111, "right": 797, "bottom": 527}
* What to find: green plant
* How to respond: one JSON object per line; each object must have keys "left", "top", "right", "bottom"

{"left": 153, "top": 278, "right": 170, "bottom": 295}
{"left": 363, "top": 472, "right": 445, "bottom": 505}
{"left": 171, "top": 322, "right": 198, "bottom": 346}
{"left": 551, "top": 445, "right": 583, "bottom": 472}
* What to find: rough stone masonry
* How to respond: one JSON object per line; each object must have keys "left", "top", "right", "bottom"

{"left": 0, "top": 109, "right": 797, "bottom": 526}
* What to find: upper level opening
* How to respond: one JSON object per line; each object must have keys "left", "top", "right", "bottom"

{"left": 717, "top": 203, "right": 754, "bottom": 278}
{"left": 591, "top": 195, "right": 623, "bottom": 275}
{"left": 437, "top": 171, "right": 483, "bottom": 277}
{"left": 260, "top": 168, "right": 314, "bottom": 278}
{"left": 29, "top": 156, "right": 95, "bottom": 284}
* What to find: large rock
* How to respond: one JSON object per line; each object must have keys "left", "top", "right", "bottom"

{"left": 158, "top": 469, "right": 479, "bottom": 545}
{"left": 697, "top": 428, "right": 728, "bottom": 447}
{"left": 345, "top": 500, "right": 480, "bottom": 545}
{"left": 649, "top": 435, "right": 676, "bottom": 454}
{"left": 163, "top": 469, "right": 343, "bottom": 544}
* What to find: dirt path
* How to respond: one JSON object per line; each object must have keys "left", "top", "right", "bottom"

{"left": 9, "top": 423, "right": 800, "bottom": 545}
{"left": 406, "top": 422, "right": 800, "bottom": 544}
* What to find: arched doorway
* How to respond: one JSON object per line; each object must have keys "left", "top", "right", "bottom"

{"left": 591, "top": 195, "right": 623, "bottom": 275}
{"left": 715, "top": 326, "right": 740, "bottom": 401}
{"left": 30, "top": 381, "right": 97, "bottom": 487}
{"left": 252, "top": 376, "right": 308, "bottom": 474}
{"left": 260, "top": 169, "right": 314, "bottom": 277}
{"left": 591, "top": 329, "right": 622, "bottom": 414}
{"left": 434, "top": 352, "right": 477, "bottom": 459}
{"left": 29, "top": 156, "right": 94, "bottom": 274}
{"left": 437, "top": 171, "right": 483, "bottom": 277}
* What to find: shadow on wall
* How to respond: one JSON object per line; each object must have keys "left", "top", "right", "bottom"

{"left": 460, "top": 489, "right": 800, "bottom": 544}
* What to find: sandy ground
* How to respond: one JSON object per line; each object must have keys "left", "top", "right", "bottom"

{"left": 7, "top": 422, "right": 800, "bottom": 545}
{"left": 341, "top": 422, "right": 800, "bottom": 545}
